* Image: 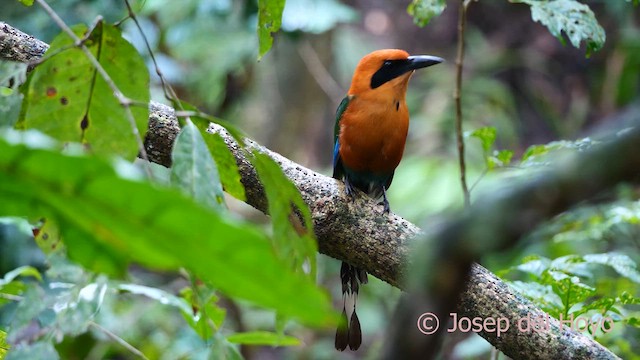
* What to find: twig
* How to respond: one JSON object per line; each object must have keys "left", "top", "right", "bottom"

{"left": 35, "top": 0, "right": 152, "bottom": 178}
{"left": 89, "top": 321, "right": 149, "bottom": 360}
{"left": 297, "top": 41, "right": 345, "bottom": 103}
{"left": 0, "top": 293, "right": 24, "bottom": 302}
{"left": 454, "top": 0, "right": 471, "bottom": 207}
{"left": 121, "top": 0, "right": 185, "bottom": 113}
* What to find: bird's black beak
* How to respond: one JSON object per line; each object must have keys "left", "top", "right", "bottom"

{"left": 371, "top": 55, "right": 444, "bottom": 89}
{"left": 406, "top": 55, "right": 444, "bottom": 71}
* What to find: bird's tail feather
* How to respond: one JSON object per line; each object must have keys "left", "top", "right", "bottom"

{"left": 335, "top": 261, "right": 367, "bottom": 351}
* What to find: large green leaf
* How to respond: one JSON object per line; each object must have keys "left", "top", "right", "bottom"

{"left": 0, "top": 131, "right": 333, "bottom": 326}
{"left": 190, "top": 116, "right": 246, "bottom": 201}
{"left": 511, "top": 0, "right": 605, "bottom": 55}
{"left": 172, "top": 102, "right": 247, "bottom": 201}
{"left": 407, "top": 0, "right": 446, "bottom": 27}
{"left": 205, "top": 132, "right": 246, "bottom": 201}
{"left": 257, "top": 0, "right": 286, "bottom": 59}
{"left": 171, "top": 119, "right": 225, "bottom": 211}
{"left": 19, "top": 22, "right": 149, "bottom": 159}
{"left": 252, "top": 152, "right": 317, "bottom": 279}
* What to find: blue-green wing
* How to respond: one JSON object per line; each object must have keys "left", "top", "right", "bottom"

{"left": 332, "top": 96, "right": 351, "bottom": 179}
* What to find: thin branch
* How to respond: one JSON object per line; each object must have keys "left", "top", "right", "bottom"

{"left": 89, "top": 321, "right": 149, "bottom": 360}
{"left": 34, "top": 0, "right": 152, "bottom": 178}
{"left": 297, "top": 41, "right": 345, "bottom": 103}
{"left": 0, "top": 293, "right": 24, "bottom": 302}
{"left": 121, "top": 0, "right": 185, "bottom": 113}
{"left": 454, "top": 0, "right": 471, "bottom": 207}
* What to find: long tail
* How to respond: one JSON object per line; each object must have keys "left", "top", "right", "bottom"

{"left": 335, "top": 261, "right": 368, "bottom": 351}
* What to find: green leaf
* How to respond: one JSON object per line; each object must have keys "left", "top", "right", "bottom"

{"left": 227, "top": 331, "right": 300, "bottom": 346}
{"left": 33, "top": 218, "right": 63, "bottom": 254}
{"left": 179, "top": 104, "right": 246, "bottom": 144}
{"left": 117, "top": 283, "right": 193, "bottom": 314}
{"left": 172, "top": 102, "right": 247, "bottom": 201}
{"left": 0, "top": 61, "right": 27, "bottom": 127}
{"left": 0, "top": 61, "right": 27, "bottom": 89}
{"left": 188, "top": 116, "right": 246, "bottom": 201}
{"left": 511, "top": 0, "right": 605, "bottom": 55}
{"left": 0, "top": 330, "right": 8, "bottom": 359}
{"left": 508, "top": 280, "right": 564, "bottom": 316}
{"left": 257, "top": 0, "right": 286, "bottom": 59}
{"left": 0, "top": 265, "right": 40, "bottom": 306}
{"left": 17, "top": 0, "right": 34, "bottom": 6}
{"left": 205, "top": 132, "right": 246, "bottom": 201}
{"left": 0, "top": 266, "right": 42, "bottom": 286}
{"left": 470, "top": 126, "right": 497, "bottom": 154}
{"left": 521, "top": 144, "right": 550, "bottom": 161}
{"left": 210, "top": 332, "right": 243, "bottom": 360}
{"left": 626, "top": 317, "right": 640, "bottom": 327}
{"left": 619, "top": 291, "right": 640, "bottom": 305}
{"left": 495, "top": 149, "right": 513, "bottom": 165}
{"left": 0, "top": 130, "right": 333, "bottom": 326}
{"left": 542, "top": 269, "right": 596, "bottom": 312}
{"left": 171, "top": 120, "right": 225, "bottom": 211}
{"left": 583, "top": 253, "right": 640, "bottom": 283}
{"left": 576, "top": 296, "right": 617, "bottom": 316}
{"left": 488, "top": 149, "right": 514, "bottom": 169}
{"left": 515, "top": 257, "right": 552, "bottom": 278}
{"left": 19, "top": 22, "right": 149, "bottom": 159}
{"left": 407, "top": 0, "right": 446, "bottom": 27}
{"left": 251, "top": 152, "right": 317, "bottom": 279}
{"left": 179, "top": 285, "right": 226, "bottom": 339}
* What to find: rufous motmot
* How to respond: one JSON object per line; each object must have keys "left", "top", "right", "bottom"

{"left": 332, "top": 49, "right": 443, "bottom": 351}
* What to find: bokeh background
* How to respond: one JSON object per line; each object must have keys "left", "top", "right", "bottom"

{"left": 2, "top": 0, "right": 639, "bottom": 358}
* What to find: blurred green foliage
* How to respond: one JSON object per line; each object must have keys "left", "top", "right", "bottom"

{"left": 408, "top": 0, "right": 447, "bottom": 27}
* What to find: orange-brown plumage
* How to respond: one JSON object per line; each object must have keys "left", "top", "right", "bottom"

{"left": 332, "top": 49, "right": 442, "bottom": 351}
{"left": 339, "top": 50, "right": 413, "bottom": 176}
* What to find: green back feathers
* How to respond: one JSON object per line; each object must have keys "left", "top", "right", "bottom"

{"left": 334, "top": 95, "right": 352, "bottom": 145}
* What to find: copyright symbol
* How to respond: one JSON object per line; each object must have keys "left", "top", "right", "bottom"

{"left": 417, "top": 312, "right": 439, "bottom": 335}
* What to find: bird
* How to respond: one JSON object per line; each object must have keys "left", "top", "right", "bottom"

{"left": 332, "top": 49, "right": 443, "bottom": 351}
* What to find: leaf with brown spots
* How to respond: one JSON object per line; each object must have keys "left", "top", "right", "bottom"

{"left": 33, "top": 218, "right": 64, "bottom": 255}
{"left": 18, "top": 21, "right": 149, "bottom": 159}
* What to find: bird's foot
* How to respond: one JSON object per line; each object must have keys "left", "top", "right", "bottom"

{"left": 381, "top": 187, "right": 391, "bottom": 214}
{"left": 344, "top": 177, "right": 357, "bottom": 200}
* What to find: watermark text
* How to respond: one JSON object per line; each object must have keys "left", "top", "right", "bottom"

{"left": 416, "top": 312, "right": 614, "bottom": 337}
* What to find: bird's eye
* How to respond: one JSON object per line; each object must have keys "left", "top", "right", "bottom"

{"left": 383, "top": 60, "right": 392, "bottom": 66}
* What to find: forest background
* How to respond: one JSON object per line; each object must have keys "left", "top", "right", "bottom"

{"left": 1, "top": 0, "right": 639, "bottom": 359}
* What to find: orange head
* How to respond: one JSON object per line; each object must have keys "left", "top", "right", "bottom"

{"left": 347, "top": 49, "right": 443, "bottom": 96}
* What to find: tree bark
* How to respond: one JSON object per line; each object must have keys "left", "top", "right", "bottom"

{"left": 0, "top": 21, "right": 623, "bottom": 359}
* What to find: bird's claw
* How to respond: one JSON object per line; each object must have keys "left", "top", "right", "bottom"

{"left": 381, "top": 186, "right": 391, "bottom": 214}
{"left": 344, "top": 178, "right": 356, "bottom": 199}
